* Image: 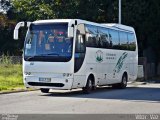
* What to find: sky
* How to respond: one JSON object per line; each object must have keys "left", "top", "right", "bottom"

{"left": 0, "top": 0, "right": 10, "bottom": 14}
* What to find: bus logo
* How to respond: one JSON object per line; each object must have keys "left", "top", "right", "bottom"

{"left": 96, "top": 50, "right": 103, "bottom": 63}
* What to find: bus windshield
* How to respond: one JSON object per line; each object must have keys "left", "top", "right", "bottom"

{"left": 24, "top": 23, "right": 73, "bottom": 62}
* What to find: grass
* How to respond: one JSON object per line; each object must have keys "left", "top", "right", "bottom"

{"left": 0, "top": 55, "right": 24, "bottom": 91}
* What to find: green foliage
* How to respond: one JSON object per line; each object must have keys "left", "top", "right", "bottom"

{"left": 0, "top": 63, "right": 23, "bottom": 91}
{"left": 0, "top": 55, "right": 23, "bottom": 91}
{"left": 0, "top": 0, "right": 11, "bottom": 14}
{"left": 121, "top": 0, "right": 160, "bottom": 60}
{"left": 0, "top": 54, "right": 12, "bottom": 64}
{"left": 12, "top": 0, "right": 55, "bottom": 21}
{"left": 11, "top": 0, "right": 118, "bottom": 22}
{"left": 0, "top": 0, "right": 160, "bottom": 61}
{"left": 0, "top": 13, "right": 23, "bottom": 55}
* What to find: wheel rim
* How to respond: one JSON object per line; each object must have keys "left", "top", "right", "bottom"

{"left": 123, "top": 76, "right": 127, "bottom": 86}
{"left": 88, "top": 79, "right": 92, "bottom": 90}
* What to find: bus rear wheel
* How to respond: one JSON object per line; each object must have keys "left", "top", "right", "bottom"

{"left": 118, "top": 74, "right": 127, "bottom": 89}
{"left": 112, "top": 74, "right": 127, "bottom": 89}
{"left": 40, "top": 88, "right": 50, "bottom": 93}
{"left": 82, "top": 77, "right": 93, "bottom": 94}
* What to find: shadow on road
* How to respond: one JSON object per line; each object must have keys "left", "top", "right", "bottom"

{"left": 40, "top": 86, "right": 160, "bottom": 102}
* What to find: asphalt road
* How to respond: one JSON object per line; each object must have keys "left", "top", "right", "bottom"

{"left": 0, "top": 83, "right": 160, "bottom": 114}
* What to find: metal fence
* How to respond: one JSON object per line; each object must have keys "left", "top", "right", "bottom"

{"left": 0, "top": 56, "right": 22, "bottom": 64}
{"left": 139, "top": 57, "right": 160, "bottom": 80}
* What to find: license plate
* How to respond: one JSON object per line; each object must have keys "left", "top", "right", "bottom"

{"left": 39, "top": 78, "right": 51, "bottom": 82}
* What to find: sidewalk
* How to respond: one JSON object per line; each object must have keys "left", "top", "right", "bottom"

{"left": 130, "top": 80, "right": 160, "bottom": 88}
{"left": 0, "top": 88, "right": 38, "bottom": 95}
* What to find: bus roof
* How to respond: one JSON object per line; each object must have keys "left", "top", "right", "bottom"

{"left": 33, "top": 19, "right": 73, "bottom": 24}
{"left": 32, "top": 19, "right": 135, "bottom": 32}
{"left": 102, "top": 23, "right": 134, "bottom": 32}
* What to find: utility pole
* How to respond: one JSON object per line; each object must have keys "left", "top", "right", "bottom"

{"left": 119, "top": 0, "right": 121, "bottom": 24}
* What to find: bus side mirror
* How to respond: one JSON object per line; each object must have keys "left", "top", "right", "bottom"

{"left": 14, "top": 22, "right": 25, "bottom": 40}
{"left": 68, "top": 26, "right": 74, "bottom": 38}
{"left": 14, "top": 29, "right": 19, "bottom": 40}
{"left": 27, "top": 22, "right": 31, "bottom": 27}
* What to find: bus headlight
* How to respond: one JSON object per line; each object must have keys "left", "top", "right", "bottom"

{"left": 63, "top": 73, "right": 66, "bottom": 77}
{"left": 25, "top": 72, "right": 31, "bottom": 75}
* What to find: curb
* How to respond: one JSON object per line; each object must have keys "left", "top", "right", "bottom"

{"left": 0, "top": 89, "right": 39, "bottom": 95}
{"left": 128, "top": 81, "right": 147, "bottom": 85}
{"left": 130, "top": 81, "right": 160, "bottom": 87}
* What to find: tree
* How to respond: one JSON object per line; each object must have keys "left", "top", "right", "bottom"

{"left": 2, "top": 0, "right": 160, "bottom": 63}
{"left": 12, "top": 0, "right": 55, "bottom": 21}
{"left": 122, "top": 0, "right": 160, "bottom": 61}
{"left": 0, "top": 0, "right": 11, "bottom": 14}
{"left": 11, "top": 0, "right": 118, "bottom": 22}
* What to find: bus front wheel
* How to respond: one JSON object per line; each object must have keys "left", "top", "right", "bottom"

{"left": 82, "top": 78, "right": 93, "bottom": 94}
{"left": 40, "top": 88, "right": 50, "bottom": 93}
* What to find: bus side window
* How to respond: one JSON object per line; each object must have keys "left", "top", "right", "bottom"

{"left": 75, "top": 30, "right": 86, "bottom": 53}
{"left": 86, "top": 34, "right": 98, "bottom": 47}
{"left": 109, "top": 29, "right": 120, "bottom": 49}
{"left": 119, "top": 31, "right": 128, "bottom": 50}
{"left": 85, "top": 24, "right": 98, "bottom": 48}
{"left": 128, "top": 33, "right": 136, "bottom": 51}
{"left": 98, "top": 27, "right": 110, "bottom": 49}
{"left": 108, "top": 33, "right": 113, "bottom": 48}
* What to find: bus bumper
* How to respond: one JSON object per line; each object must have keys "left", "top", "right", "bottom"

{"left": 24, "top": 76, "right": 73, "bottom": 90}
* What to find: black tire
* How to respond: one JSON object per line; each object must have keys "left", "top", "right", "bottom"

{"left": 112, "top": 84, "right": 119, "bottom": 89}
{"left": 112, "top": 74, "right": 127, "bottom": 89}
{"left": 82, "top": 77, "right": 93, "bottom": 94}
{"left": 118, "top": 74, "right": 128, "bottom": 89}
{"left": 40, "top": 88, "right": 50, "bottom": 93}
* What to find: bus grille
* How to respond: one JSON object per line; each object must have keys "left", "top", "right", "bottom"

{"left": 28, "top": 82, "right": 64, "bottom": 87}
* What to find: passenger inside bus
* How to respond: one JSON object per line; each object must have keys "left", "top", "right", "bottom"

{"left": 46, "top": 29, "right": 67, "bottom": 53}
{"left": 45, "top": 29, "right": 58, "bottom": 51}
{"left": 57, "top": 38, "right": 64, "bottom": 53}
{"left": 37, "top": 31, "right": 45, "bottom": 53}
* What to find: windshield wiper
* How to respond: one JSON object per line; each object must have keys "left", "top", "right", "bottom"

{"left": 46, "top": 53, "right": 60, "bottom": 56}
{"left": 26, "top": 56, "right": 35, "bottom": 61}
{"left": 26, "top": 53, "right": 60, "bottom": 60}
{"left": 38, "top": 53, "right": 60, "bottom": 56}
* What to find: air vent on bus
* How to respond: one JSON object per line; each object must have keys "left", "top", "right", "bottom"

{"left": 28, "top": 82, "right": 64, "bottom": 87}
